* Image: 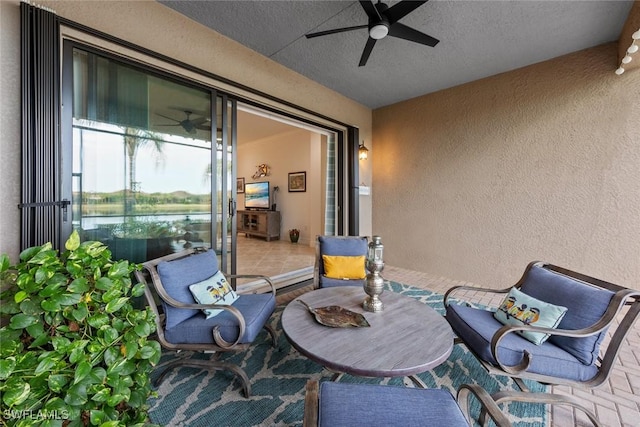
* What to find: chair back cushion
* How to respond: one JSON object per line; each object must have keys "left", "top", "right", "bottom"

{"left": 157, "top": 250, "right": 220, "bottom": 329}
{"left": 520, "top": 265, "right": 615, "bottom": 365}
{"left": 318, "top": 236, "right": 367, "bottom": 276}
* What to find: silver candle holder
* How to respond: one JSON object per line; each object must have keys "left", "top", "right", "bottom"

{"left": 363, "top": 235, "right": 385, "bottom": 312}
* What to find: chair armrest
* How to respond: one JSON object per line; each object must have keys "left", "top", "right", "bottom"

{"left": 227, "top": 273, "right": 276, "bottom": 295}
{"left": 303, "top": 380, "right": 319, "bottom": 427}
{"left": 457, "top": 383, "right": 511, "bottom": 427}
{"left": 443, "top": 284, "right": 511, "bottom": 307}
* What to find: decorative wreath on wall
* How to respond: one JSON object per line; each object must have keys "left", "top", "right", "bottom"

{"left": 252, "top": 164, "right": 270, "bottom": 180}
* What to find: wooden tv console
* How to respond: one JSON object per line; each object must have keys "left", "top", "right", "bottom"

{"left": 237, "top": 210, "right": 281, "bottom": 241}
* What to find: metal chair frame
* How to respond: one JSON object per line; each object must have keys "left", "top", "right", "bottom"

{"left": 134, "top": 248, "right": 277, "bottom": 397}
{"left": 444, "top": 261, "right": 640, "bottom": 426}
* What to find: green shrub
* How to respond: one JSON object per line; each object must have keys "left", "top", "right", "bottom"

{"left": 0, "top": 231, "right": 161, "bottom": 426}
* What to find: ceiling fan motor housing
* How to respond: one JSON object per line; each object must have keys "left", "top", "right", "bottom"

{"left": 370, "top": 2, "right": 390, "bottom": 39}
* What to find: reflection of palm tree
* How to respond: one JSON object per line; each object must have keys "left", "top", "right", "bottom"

{"left": 124, "top": 127, "right": 164, "bottom": 215}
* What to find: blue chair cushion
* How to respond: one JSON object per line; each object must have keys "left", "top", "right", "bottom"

{"left": 520, "top": 265, "right": 615, "bottom": 365}
{"left": 446, "top": 304, "right": 599, "bottom": 382}
{"left": 156, "top": 250, "right": 220, "bottom": 329}
{"left": 164, "top": 293, "right": 275, "bottom": 344}
{"left": 318, "top": 236, "right": 368, "bottom": 288}
{"left": 318, "top": 382, "right": 469, "bottom": 427}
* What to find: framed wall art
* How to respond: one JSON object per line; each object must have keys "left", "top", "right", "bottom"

{"left": 237, "top": 177, "right": 245, "bottom": 193}
{"left": 288, "top": 171, "right": 306, "bottom": 192}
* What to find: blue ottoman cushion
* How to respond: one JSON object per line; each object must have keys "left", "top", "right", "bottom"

{"left": 318, "top": 382, "right": 468, "bottom": 427}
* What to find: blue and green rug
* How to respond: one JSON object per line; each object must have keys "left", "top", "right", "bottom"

{"left": 148, "top": 282, "right": 547, "bottom": 426}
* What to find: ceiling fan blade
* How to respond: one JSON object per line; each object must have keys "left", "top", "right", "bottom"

{"left": 359, "top": 37, "right": 377, "bottom": 67}
{"left": 359, "top": 0, "right": 381, "bottom": 21}
{"left": 385, "top": 0, "right": 429, "bottom": 24}
{"left": 156, "top": 124, "right": 181, "bottom": 127}
{"left": 189, "top": 116, "right": 209, "bottom": 126}
{"left": 155, "top": 113, "right": 180, "bottom": 123}
{"left": 388, "top": 22, "right": 439, "bottom": 47}
{"left": 306, "top": 25, "right": 367, "bottom": 39}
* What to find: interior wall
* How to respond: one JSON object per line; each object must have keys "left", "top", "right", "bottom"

{"left": 0, "top": 0, "right": 372, "bottom": 259}
{"left": 237, "top": 129, "right": 318, "bottom": 246}
{"left": 373, "top": 43, "right": 640, "bottom": 290}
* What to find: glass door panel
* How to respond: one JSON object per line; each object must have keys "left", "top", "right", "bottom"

{"left": 70, "top": 47, "right": 216, "bottom": 264}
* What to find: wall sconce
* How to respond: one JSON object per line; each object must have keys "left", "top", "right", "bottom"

{"left": 615, "top": 30, "right": 640, "bottom": 75}
{"left": 358, "top": 141, "right": 369, "bottom": 160}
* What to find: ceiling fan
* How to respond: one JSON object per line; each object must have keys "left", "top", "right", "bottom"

{"left": 156, "top": 110, "right": 210, "bottom": 134}
{"left": 305, "top": 0, "right": 439, "bottom": 67}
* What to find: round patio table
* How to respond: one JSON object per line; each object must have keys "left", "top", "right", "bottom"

{"left": 281, "top": 286, "right": 453, "bottom": 386}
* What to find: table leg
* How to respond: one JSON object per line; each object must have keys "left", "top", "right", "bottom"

{"left": 407, "top": 375, "right": 427, "bottom": 388}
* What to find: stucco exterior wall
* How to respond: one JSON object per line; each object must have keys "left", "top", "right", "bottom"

{"left": 373, "top": 43, "right": 640, "bottom": 290}
{"left": 0, "top": 0, "right": 372, "bottom": 259}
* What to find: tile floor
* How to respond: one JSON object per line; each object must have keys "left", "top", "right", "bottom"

{"left": 239, "top": 237, "right": 640, "bottom": 426}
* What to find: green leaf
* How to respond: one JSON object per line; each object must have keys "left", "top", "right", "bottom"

{"left": 71, "top": 303, "right": 89, "bottom": 321}
{"left": 64, "top": 382, "right": 87, "bottom": 406}
{"left": 140, "top": 341, "right": 161, "bottom": 364}
{"left": 133, "top": 322, "right": 150, "bottom": 338}
{"left": 65, "top": 230, "right": 80, "bottom": 251}
{"left": 95, "top": 277, "right": 114, "bottom": 291}
{"left": 108, "top": 260, "right": 132, "bottom": 279}
{"left": 47, "top": 373, "right": 70, "bottom": 393}
{"left": 40, "top": 281, "right": 65, "bottom": 298}
{"left": 19, "top": 298, "right": 43, "bottom": 315}
{"left": 51, "top": 336, "right": 71, "bottom": 352}
{"left": 0, "top": 253, "right": 10, "bottom": 272}
{"left": 9, "top": 313, "right": 39, "bottom": 329}
{"left": 52, "top": 292, "right": 82, "bottom": 306}
{"left": 68, "top": 277, "right": 89, "bottom": 293}
{"left": 131, "top": 282, "right": 145, "bottom": 298}
{"left": 29, "top": 331, "right": 50, "bottom": 348}
{"left": 100, "top": 421, "right": 121, "bottom": 427}
{"left": 34, "top": 357, "right": 58, "bottom": 375}
{"left": 74, "top": 360, "right": 92, "bottom": 384}
{"left": 87, "top": 313, "right": 109, "bottom": 329}
{"left": 14, "top": 290, "right": 28, "bottom": 303}
{"left": 122, "top": 341, "right": 138, "bottom": 360}
{"left": 2, "top": 379, "right": 30, "bottom": 406}
{"left": 100, "top": 326, "right": 119, "bottom": 344}
{"left": 105, "top": 297, "right": 129, "bottom": 313}
{"left": 0, "top": 356, "right": 16, "bottom": 379}
{"left": 35, "top": 266, "right": 53, "bottom": 284}
{"left": 107, "top": 393, "right": 127, "bottom": 408}
{"left": 90, "top": 388, "right": 110, "bottom": 403}
{"left": 103, "top": 347, "right": 119, "bottom": 367}
{"left": 41, "top": 298, "right": 61, "bottom": 312}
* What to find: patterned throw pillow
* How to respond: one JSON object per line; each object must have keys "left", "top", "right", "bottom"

{"left": 322, "top": 255, "right": 366, "bottom": 280}
{"left": 493, "top": 287, "right": 568, "bottom": 345}
{"left": 188, "top": 270, "right": 239, "bottom": 319}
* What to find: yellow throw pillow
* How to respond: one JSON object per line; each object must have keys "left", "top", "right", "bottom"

{"left": 322, "top": 255, "right": 366, "bottom": 280}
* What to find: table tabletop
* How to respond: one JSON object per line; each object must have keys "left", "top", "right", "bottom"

{"left": 281, "top": 286, "right": 453, "bottom": 380}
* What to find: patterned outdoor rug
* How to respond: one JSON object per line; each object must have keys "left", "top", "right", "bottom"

{"left": 148, "top": 282, "right": 547, "bottom": 426}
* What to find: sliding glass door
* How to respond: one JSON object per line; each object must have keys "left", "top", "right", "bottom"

{"left": 63, "top": 43, "right": 237, "bottom": 267}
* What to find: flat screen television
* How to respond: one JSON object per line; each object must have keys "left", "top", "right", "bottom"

{"left": 244, "top": 181, "right": 270, "bottom": 210}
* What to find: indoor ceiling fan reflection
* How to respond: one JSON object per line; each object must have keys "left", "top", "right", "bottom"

{"left": 155, "top": 110, "right": 210, "bottom": 134}
{"left": 305, "top": 0, "right": 439, "bottom": 67}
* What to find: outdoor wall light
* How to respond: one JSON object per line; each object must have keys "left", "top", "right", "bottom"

{"left": 615, "top": 30, "right": 640, "bottom": 75}
{"left": 359, "top": 142, "right": 369, "bottom": 160}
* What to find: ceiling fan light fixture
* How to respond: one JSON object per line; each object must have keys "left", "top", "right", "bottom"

{"left": 370, "top": 23, "right": 389, "bottom": 40}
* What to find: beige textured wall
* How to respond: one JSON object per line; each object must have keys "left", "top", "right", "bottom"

{"left": 0, "top": 0, "right": 372, "bottom": 259}
{"left": 373, "top": 43, "right": 640, "bottom": 290}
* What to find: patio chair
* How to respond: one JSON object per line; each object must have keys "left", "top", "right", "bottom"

{"left": 313, "top": 235, "right": 368, "bottom": 289}
{"left": 444, "top": 261, "right": 640, "bottom": 426}
{"left": 134, "top": 248, "right": 277, "bottom": 398}
{"left": 303, "top": 380, "right": 511, "bottom": 427}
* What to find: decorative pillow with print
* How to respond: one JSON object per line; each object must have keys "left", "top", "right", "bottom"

{"left": 188, "top": 270, "right": 239, "bottom": 319}
{"left": 493, "top": 287, "right": 568, "bottom": 345}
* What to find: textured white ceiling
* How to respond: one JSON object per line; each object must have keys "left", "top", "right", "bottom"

{"left": 160, "top": 0, "right": 634, "bottom": 109}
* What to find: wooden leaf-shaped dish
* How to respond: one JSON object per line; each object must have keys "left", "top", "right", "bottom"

{"left": 299, "top": 300, "right": 370, "bottom": 328}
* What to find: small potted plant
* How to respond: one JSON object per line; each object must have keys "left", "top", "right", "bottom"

{"left": 289, "top": 229, "right": 300, "bottom": 243}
